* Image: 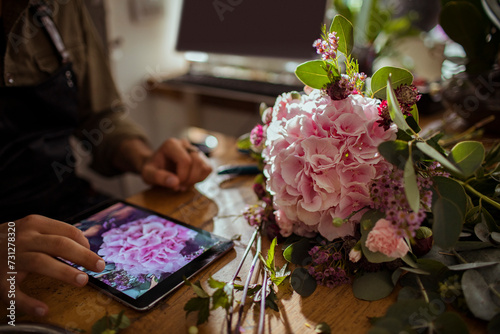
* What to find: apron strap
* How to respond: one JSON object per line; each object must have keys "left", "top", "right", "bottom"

{"left": 29, "top": 0, "right": 70, "bottom": 63}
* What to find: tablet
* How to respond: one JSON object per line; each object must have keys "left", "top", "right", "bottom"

{"left": 65, "top": 200, "right": 234, "bottom": 311}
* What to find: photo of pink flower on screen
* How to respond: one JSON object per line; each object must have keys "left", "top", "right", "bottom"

{"left": 98, "top": 215, "right": 198, "bottom": 277}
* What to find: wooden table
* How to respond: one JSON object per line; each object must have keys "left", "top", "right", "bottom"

{"left": 2, "top": 132, "right": 486, "bottom": 334}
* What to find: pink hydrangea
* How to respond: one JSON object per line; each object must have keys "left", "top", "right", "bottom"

{"left": 365, "top": 219, "right": 409, "bottom": 258}
{"left": 98, "top": 215, "right": 198, "bottom": 276}
{"left": 263, "top": 90, "right": 396, "bottom": 241}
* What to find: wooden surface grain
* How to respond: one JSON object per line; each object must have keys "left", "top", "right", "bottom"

{"left": 2, "top": 131, "right": 487, "bottom": 333}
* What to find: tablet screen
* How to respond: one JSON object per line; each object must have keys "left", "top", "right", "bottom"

{"left": 66, "top": 200, "right": 233, "bottom": 309}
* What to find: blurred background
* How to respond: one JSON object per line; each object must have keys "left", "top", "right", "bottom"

{"left": 81, "top": 0, "right": 499, "bottom": 198}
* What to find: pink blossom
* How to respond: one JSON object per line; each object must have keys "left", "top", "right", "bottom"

{"left": 349, "top": 248, "right": 362, "bottom": 263}
{"left": 263, "top": 91, "right": 396, "bottom": 241}
{"left": 365, "top": 219, "right": 409, "bottom": 258}
{"left": 98, "top": 215, "right": 198, "bottom": 276}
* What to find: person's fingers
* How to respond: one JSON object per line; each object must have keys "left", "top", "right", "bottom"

{"left": 22, "top": 234, "right": 105, "bottom": 273}
{"left": 17, "top": 252, "right": 101, "bottom": 288}
{"left": 181, "top": 151, "right": 212, "bottom": 187}
{"left": 10, "top": 288, "right": 48, "bottom": 317}
{"left": 142, "top": 163, "right": 181, "bottom": 190}
{"left": 16, "top": 215, "right": 90, "bottom": 249}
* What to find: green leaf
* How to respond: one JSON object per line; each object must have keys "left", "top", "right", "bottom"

{"left": 185, "top": 279, "right": 210, "bottom": 298}
{"left": 415, "top": 142, "right": 463, "bottom": 176}
{"left": 462, "top": 269, "right": 498, "bottom": 321}
{"left": 290, "top": 267, "right": 317, "bottom": 297}
{"left": 378, "top": 140, "right": 409, "bottom": 169}
{"left": 371, "top": 66, "right": 413, "bottom": 99}
{"left": 432, "top": 176, "right": 467, "bottom": 218}
{"left": 330, "top": 14, "right": 353, "bottom": 55}
{"left": 448, "top": 262, "right": 498, "bottom": 271}
{"left": 439, "top": 2, "right": 486, "bottom": 61}
{"left": 283, "top": 238, "right": 313, "bottom": 266}
{"left": 448, "top": 141, "right": 485, "bottom": 178}
{"left": 353, "top": 270, "right": 395, "bottom": 301}
{"left": 404, "top": 156, "right": 420, "bottom": 213}
{"left": 432, "top": 197, "right": 463, "bottom": 249}
{"left": 405, "top": 115, "right": 420, "bottom": 134}
{"left": 295, "top": 60, "right": 333, "bottom": 89}
{"left": 207, "top": 277, "right": 226, "bottom": 290}
{"left": 433, "top": 312, "right": 469, "bottom": 334}
{"left": 266, "top": 237, "right": 277, "bottom": 271}
{"left": 211, "top": 288, "right": 229, "bottom": 310}
{"left": 184, "top": 297, "right": 211, "bottom": 325}
{"left": 387, "top": 76, "right": 412, "bottom": 133}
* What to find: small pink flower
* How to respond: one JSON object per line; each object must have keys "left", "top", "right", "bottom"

{"left": 349, "top": 248, "right": 362, "bottom": 263}
{"left": 250, "top": 124, "right": 265, "bottom": 149}
{"left": 365, "top": 219, "right": 409, "bottom": 258}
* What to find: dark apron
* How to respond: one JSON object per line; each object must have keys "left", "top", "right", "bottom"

{"left": 0, "top": 2, "right": 109, "bottom": 222}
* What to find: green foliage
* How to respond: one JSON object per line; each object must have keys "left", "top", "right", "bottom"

{"left": 330, "top": 15, "right": 353, "bottom": 55}
{"left": 294, "top": 60, "right": 335, "bottom": 89}
{"left": 260, "top": 237, "right": 292, "bottom": 286}
{"left": 283, "top": 238, "right": 313, "bottom": 266}
{"left": 431, "top": 177, "right": 467, "bottom": 249}
{"left": 404, "top": 156, "right": 420, "bottom": 213}
{"left": 386, "top": 76, "right": 413, "bottom": 133}
{"left": 448, "top": 141, "right": 485, "bottom": 179}
{"left": 91, "top": 311, "right": 130, "bottom": 334}
{"left": 290, "top": 267, "right": 317, "bottom": 297}
{"left": 371, "top": 67, "right": 413, "bottom": 99}
{"left": 439, "top": 0, "right": 500, "bottom": 74}
{"left": 353, "top": 270, "right": 395, "bottom": 301}
{"left": 184, "top": 277, "right": 234, "bottom": 325}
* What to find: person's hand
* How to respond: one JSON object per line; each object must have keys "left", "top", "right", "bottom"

{"left": 140, "top": 138, "right": 213, "bottom": 191}
{"left": 0, "top": 215, "right": 105, "bottom": 317}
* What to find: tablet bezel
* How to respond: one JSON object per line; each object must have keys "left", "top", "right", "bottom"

{"left": 66, "top": 199, "right": 234, "bottom": 311}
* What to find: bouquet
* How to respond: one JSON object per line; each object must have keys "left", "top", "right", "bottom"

{"left": 185, "top": 15, "right": 500, "bottom": 334}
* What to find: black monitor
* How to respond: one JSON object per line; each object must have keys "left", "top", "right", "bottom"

{"left": 176, "top": 0, "right": 328, "bottom": 61}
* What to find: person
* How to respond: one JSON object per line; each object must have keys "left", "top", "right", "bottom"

{"left": 0, "top": 0, "right": 212, "bottom": 317}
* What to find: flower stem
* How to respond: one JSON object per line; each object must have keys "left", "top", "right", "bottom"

{"left": 452, "top": 249, "right": 468, "bottom": 264}
{"left": 457, "top": 181, "right": 500, "bottom": 211}
{"left": 416, "top": 276, "right": 429, "bottom": 304}
{"left": 234, "top": 234, "right": 262, "bottom": 333}
{"left": 258, "top": 270, "right": 268, "bottom": 334}
{"left": 227, "top": 228, "right": 260, "bottom": 333}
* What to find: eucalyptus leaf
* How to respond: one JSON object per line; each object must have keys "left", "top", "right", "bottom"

{"left": 482, "top": 208, "right": 500, "bottom": 233}
{"left": 433, "top": 312, "right": 469, "bottom": 334}
{"left": 387, "top": 76, "right": 412, "bottom": 133}
{"left": 330, "top": 14, "right": 353, "bottom": 55}
{"left": 359, "top": 209, "right": 385, "bottom": 231}
{"left": 462, "top": 269, "right": 498, "bottom": 321}
{"left": 448, "top": 262, "right": 498, "bottom": 271}
{"left": 454, "top": 241, "right": 494, "bottom": 251}
{"left": 404, "top": 156, "right": 420, "bottom": 213}
{"left": 475, "top": 222, "right": 491, "bottom": 242}
{"left": 353, "top": 270, "right": 394, "bottom": 301}
{"left": 415, "top": 142, "right": 463, "bottom": 176}
{"left": 448, "top": 141, "right": 485, "bottom": 179}
{"left": 371, "top": 66, "right": 413, "bottom": 99}
{"left": 400, "top": 267, "right": 430, "bottom": 275}
{"left": 397, "top": 286, "right": 421, "bottom": 301}
{"left": 290, "top": 267, "right": 317, "bottom": 297}
{"left": 405, "top": 115, "right": 420, "bottom": 134}
{"left": 492, "top": 232, "right": 500, "bottom": 243}
{"left": 295, "top": 60, "right": 334, "bottom": 89}
{"left": 282, "top": 238, "right": 313, "bottom": 266}
{"left": 378, "top": 140, "right": 409, "bottom": 169}
{"left": 432, "top": 197, "right": 463, "bottom": 249}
